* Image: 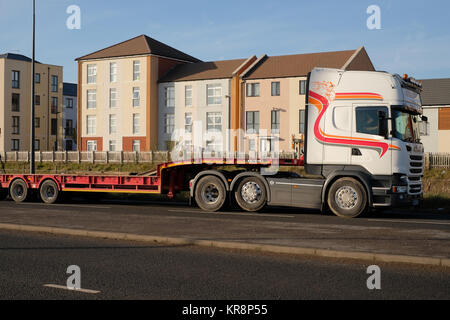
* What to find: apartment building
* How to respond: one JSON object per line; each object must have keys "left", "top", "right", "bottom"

{"left": 62, "top": 82, "right": 77, "bottom": 151}
{"left": 240, "top": 47, "right": 375, "bottom": 154}
{"left": 0, "top": 53, "right": 63, "bottom": 152}
{"left": 75, "top": 35, "right": 200, "bottom": 152}
{"left": 157, "top": 57, "right": 257, "bottom": 152}
{"left": 419, "top": 78, "right": 450, "bottom": 153}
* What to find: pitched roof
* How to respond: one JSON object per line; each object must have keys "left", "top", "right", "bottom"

{"left": 0, "top": 53, "right": 41, "bottom": 63}
{"left": 75, "top": 35, "right": 201, "bottom": 63}
{"left": 63, "top": 83, "right": 77, "bottom": 97}
{"left": 159, "top": 58, "right": 248, "bottom": 82}
{"left": 419, "top": 78, "right": 450, "bottom": 106}
{"left": 243, "top": 49, "right": 362, "bottom": 79}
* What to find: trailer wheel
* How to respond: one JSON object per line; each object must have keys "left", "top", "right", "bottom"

{"left": 327, "top": 178, "right": 367, "bottom": 218}
{"left": 195, "top": 175, "right": 226, "bottom": 212}
{"left": 234, "top": 176, "right": 267, "bottom": 212}
{"left": 39, "top": 180, "right": 60, "bottom": 204}
{"left": 9, "top": 179, "right": 28, "bottom": 203}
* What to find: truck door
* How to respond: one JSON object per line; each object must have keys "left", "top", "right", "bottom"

{"left": 351, "top": 105, "right": 392, "bottom": 175}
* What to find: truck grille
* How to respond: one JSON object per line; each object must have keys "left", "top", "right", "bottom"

{"left": 408, "top": 154, "right": 423, "bottom": 194}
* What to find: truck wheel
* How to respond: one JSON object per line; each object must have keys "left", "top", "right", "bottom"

{"left": 40, "top": 180, "right": 59, "bottom": 204}
{"left": 234, "top": 177, "right": 267, "bottom": 212}
{"left": 195, "top": 176, "right": 226, "bottom": 212}
{"left": 9, "top": 179, "right": 28, "bottom": 203}
{"left": 327, "top": 178, "right": 367, "bottom": 218}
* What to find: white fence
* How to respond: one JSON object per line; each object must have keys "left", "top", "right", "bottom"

{"left": 0, "top": 150, "right": 298, "bottom": 164}
{"left": 425, "top": 153, "right": 450, "bottom": 169}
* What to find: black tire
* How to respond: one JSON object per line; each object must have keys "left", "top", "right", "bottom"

{"left": 234, "top": 176, "right": 267, "bottom": 212}
{"left": 327, "top": 178, "right": 367, "bottom": 218}
{"left": 9, "top": 179, "right": 29, "bottom": 203}
{"left": 195, "top": 176, "right": 226, "bottom": 212}
{"left": 39, "top": 180, "right": 60, "bottom": 204}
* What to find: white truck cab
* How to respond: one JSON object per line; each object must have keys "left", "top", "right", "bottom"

{"left": 305, "top": 68, "right": 424, "bottom": 215}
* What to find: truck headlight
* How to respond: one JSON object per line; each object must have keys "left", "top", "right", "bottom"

{"left": 392, "top": 186, "right": 407, "bottom": 193}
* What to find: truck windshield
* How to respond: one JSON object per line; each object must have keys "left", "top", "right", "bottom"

{"left": 392, "top": 109, "right": 421, "bottom": 143}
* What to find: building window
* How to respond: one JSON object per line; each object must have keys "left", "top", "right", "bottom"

{"left": 260, "top": 138, "right": 275, "bottom": 153}
{"left": 246, "top": 111, "right": 260, "bottom": 134}
{"left": 87, "top": 115, "right": 96, "bottom": 135}
{"left": 185, "top": 113, "right": 192, "bottom": 133}
{"left": 207, "top": 112, "right": 222, "bottom": 132}
{"left": 35, "top": 95, "right": 40, "bottom": 106}
{"left": 87, "top": 140, "right": 97, "bottom": 151}
{"left": 65, "top": 120, "right": 73, "bottom": 137}
{"left": 109, "top": 114, "right": 117, "bottom": 134}
{"left": 133, "top": 87, "right": 140, "bottom": 107}
{"left": 66, "top": 98, "right": 74, "bottom": 108}
{"left": 12, "top": 139, "right": 20, "bottom": 151}
{"left": 271, "top": 110, "right": 280, "bottom": 133}
{"left": 12, "top": 116, "right": 20, "bottom": 134}
{"left": 51, "top": 76, "right": 58, "bottom": 92}
{"left": 110, "top": 88, "right": 118, "bottom": 108}
{"left": 299, "top": 109, "right": 305, "bottom": 134}
{"left": 133, "top": 113, "right": 140, "bottom": 134}
{"left": 34, "top": 139, "right": 40, "bottom": 151}
{"left": 109, "top": 140, "right": 117, "bottom": 152}
{"left": 87, "top": 90, "right": 96, "bottom": 109}
{"left": 249, "top": 139, "right": 256, "bottom": 152}
{"left": 110, "top": 62, "right": 117, "bottom": 83}
{"left": 207, "top": 84, "right": 222, "bottom": 105}
{"left": 246, "top": 83, "right": 260, "bottom": 97}
{"left": 35, "top": 117, "right": 40, "bottom": 128}
{"left": 133, "top": 61, "right": 140, "bottom": 81}
{"left": 164, "top": 114, "right": 174, "bottom": 134}
{"left": 12, "top": 71, "right": 20, "bottom": 88}
{"left": 87, "top": 64, "right": 97, "bottom": 84}
{"left": 165, "top": 87, "right": 175, "bottom": 108}
{"left": 271, "top": 82, "right": 280, "bottom": 96}
{"left": 132, "top": 140, "right": 141, "bottom": 152}
{"left": 66, "top": 140, "right": 73, "bottom": 151}
{"left": 51, "top": 97, "right": 58, "bottom": 114}
{"left": 299, "top": 80, "right": 306, "bottom": 95}
{"left": 185, "top": 85, "right": 192, "bottom": 106}
{"left": 12, "top": 93, "right": 20, "bottom": 112}
{"left": 35, "top": 73, "right": 40, "bottom": 83}
{"left": 51, "top": 118, "right": 57, "bottom": 136}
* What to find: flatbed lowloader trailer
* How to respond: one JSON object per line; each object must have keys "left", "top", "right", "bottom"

{"left": 0, "top": 68, "right": 425, "bottom": 218}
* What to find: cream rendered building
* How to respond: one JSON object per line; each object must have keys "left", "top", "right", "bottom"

{"left": 158, "top": 58, "right": 257, "bottom": 153}
{"left": 76, "top": 35, "right": 200, "bottom": 151}
{"left": 0, "top": 53, "right": 63, "bottom": 152}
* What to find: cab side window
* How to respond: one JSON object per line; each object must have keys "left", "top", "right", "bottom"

{"left": 355, "top": 107, "right": 387, "bottom": 136}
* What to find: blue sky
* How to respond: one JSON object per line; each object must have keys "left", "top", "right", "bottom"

{"left": 1, "top": 0, "right": 449, "bottom": 83}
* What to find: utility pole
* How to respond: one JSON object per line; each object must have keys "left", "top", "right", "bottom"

{"left": 30, "top": 0, "right": 36, "bottom": 174}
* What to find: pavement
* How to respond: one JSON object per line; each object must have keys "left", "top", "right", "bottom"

{"left": 0, "top": 197, "right": 449, "bottom": 266}
{"left": 0, "top": 229, "right": 449, "bottom": 299}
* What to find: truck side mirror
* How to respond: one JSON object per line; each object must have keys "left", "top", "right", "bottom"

{"left": 421, "top": 115, "right": 428, "bottom": 122}
{"left": 378, "top": 110, "right": 388, "bottom": 139}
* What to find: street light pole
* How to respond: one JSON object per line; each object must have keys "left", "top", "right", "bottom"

{"left": 30, "top": 0, "right": 36, "bottom": 174}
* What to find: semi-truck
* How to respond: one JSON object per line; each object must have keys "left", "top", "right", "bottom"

{"left": 0, "top": 68, "right": 425, "bottom": 218}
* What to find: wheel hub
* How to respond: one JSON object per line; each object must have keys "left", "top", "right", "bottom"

{"left": 241, "top": 181, "right": 262, "bottom": 204}
{"left": 335, "top": 186, "right": 358, "bottom": 210}
{"left": 202, "top": 184, "right": 219, "bottom": 204}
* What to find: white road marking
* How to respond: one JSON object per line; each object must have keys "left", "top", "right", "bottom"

{"left": 43, "top": 284, "right": 100, "bottom": 294}
{"left": 369, "top": 219, "right": 450, "bottom": 226}
{"left": 168, "top": 209, "right": 294, "bottom": 218}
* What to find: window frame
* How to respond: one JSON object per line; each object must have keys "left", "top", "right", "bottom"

{"left": 86, "top": 115, "right": 96, "bottom": 135}
{"left": 110, "top": 62, "right": 117, "bottom": 83}
{"left": 132, "top": 87, "right": 140, "bottom": 107}
{"left": 87, "top": 64, "right": 97, "bottom": 84}
{"left": 12, "top": 116, "right": 20, "bottom": 135}
{"left": 207, "top": 84, "right": 222, "bottom": 105}
{"left": 246, "top": 83, "right": 260, "bottom": 97}
{"left": 87, "top": 89, "right": 96, "bottom": 109}
{"left": 271, "top": 82, "right": 280, "bottom": 96}
{"left": 12, "top": 70, "right": 20, "bottom": 88}
{"left": 51, "top": 75, "right": 58, "bottom": 92}
{"left": 12, "top": 93, "right": 20, "bottom": 112}
{"left": 271, "top": 110, "right": 280, "bottom": 133}
{"left": 133, "top": 60, "right": 140, "bottom": 81}
{"left": 246, "top": 111, "right": 260, "bottom": 134}
{"left": 206, "top": 112, "right": 222, "bottom": 132}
